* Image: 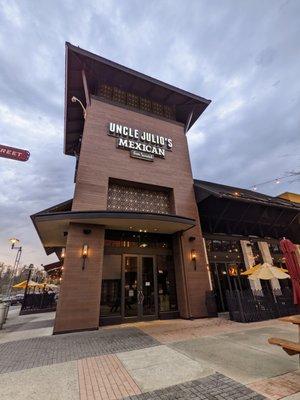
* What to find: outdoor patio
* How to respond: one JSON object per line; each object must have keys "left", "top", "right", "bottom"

{"left": 0, "top": 307, "right": 299, "bottom": 400}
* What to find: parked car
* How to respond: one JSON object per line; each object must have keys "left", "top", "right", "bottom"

{"left": 15, "top": 294, "right": 24, "bottom": 304}
{"left": 1, "top": 295, "right": 19, "bottom": 305}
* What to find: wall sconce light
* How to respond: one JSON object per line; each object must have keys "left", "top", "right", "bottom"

{"left": 191, "top": 249, "right": 197, "bottom": 270}
{"left": 191, "top": 249, "right": 196, "bottom": 261}
{"left": 82, "top": 244, "right": 88, "bottom": 270}
{"left": 61, "top": 247, "right": 66, "bottom": 259}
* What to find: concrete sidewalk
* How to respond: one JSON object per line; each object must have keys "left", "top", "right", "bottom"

{"left": 0, "top": 308, "right": 299, "bottom": 400}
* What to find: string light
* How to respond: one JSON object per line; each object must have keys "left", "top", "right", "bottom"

{"left": 249, "top": 171, "right": 298, "bottom": 191}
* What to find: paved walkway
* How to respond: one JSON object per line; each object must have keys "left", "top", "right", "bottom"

{"left": 0, "top": 307, "right": 299, "bottom": 400}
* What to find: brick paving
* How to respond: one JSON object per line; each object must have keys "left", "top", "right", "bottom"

{"left": 1, "top": 312, "right": 299, "bottom": 400}
{"left": 0, "top": 327, "right": 159, "bottom": 374}
{"left": 123, "top": 373, "right": 266, "bottom": 399}
{"left": 133, "top": 316, "right": 278, "bottom": 344}
{"left": 78, "top": 355, "right": 141, "bottom": 400}
{"left": 248, "top": 371, "right": 300, "bottom": 399}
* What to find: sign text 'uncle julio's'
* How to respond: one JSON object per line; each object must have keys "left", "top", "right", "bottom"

{"left": 108, "top": 123, "right": 173, "bottom": 161}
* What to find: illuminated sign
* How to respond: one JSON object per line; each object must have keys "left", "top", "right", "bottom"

{"left": 108, "top": 123, "right": 173, "bottom": 161}
{"left": 0, "top": 144, "right": 30, "bottom": 162}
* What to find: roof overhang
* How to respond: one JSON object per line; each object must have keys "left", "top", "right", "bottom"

{"left": 64, "top": 42, "right": 211, "bottom": 156}
{"left": 31, "top": 210, "right": 195, "bottom": 254}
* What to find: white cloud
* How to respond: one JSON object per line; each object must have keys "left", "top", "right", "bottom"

{"left": 1, "top": 1, "right": 23, "bottom": 27}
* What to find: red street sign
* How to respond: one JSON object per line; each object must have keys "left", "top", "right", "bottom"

{"left": 0, "top": 144, "right": 30, "bottom": 162}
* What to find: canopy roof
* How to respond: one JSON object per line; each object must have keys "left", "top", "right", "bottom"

{"left": 194, "top": 180, "right": 300, "bottom": 241}
{"left": 31, "top": 206, "right": 195, "bottom": 255}
{"left": 65, "top": 42, "right": 211, "bottom": 155}
{"left": 43, "top": 261, "right": 63, "bottom": 273}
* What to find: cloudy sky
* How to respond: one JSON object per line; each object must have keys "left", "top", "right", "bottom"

{"left": 0, "top": 0, "right": 299, "bottom": 267}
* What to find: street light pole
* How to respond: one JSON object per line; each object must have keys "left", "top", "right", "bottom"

{"left": 22, "top": 264, "right": 34, "bottom": 311}
{"left": 5, "top": 238, "right": 22, "bottom": 315}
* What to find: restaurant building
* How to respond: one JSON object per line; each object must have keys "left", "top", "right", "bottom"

{"left": 32, "top": 43, "right": 213, "bottom": 334}
{"left": 32, "top": 44, "right": 300, "bottom": 331}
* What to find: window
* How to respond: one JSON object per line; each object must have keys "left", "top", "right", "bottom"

{"left": 157, "top": 255, "right": 177, "bottom": 312}
{"left": 100, "top": 255, "right": 122, "bottom": 317}
{"left": 212, "top": 240, "right": 222, "bottom": 251}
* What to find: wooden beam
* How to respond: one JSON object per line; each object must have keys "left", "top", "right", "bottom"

{"left": 234, "top": 203, "right": 252, "bottom": 231}
{"left": 82, "top": 69, "right": 90, "bottom": 107}
{"left": 213, "top": 201, "right": 231, "bottom": 232}
{"left": 184, "top": 108, "right": 194, "bottom": 133}
{"left": 284, "top": 211, "right": 300, "bottom": 230}
{"left": 269, "top": 209, "right": 286, "bottom": 232}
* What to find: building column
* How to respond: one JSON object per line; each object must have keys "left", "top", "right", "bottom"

{"left": 172, "top": 228, "right": 211, "bottom": 319}
{"left": 54, "top": 223, "right": 105, "bottom": 334}
{"left": 240, "top": 240, "right": 262, "bottom": 293}
{"left": 258, "top": 242, "right": 281, "bottom": 293}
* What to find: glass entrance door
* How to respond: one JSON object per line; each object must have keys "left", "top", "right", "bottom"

{"left": 124, "top": 256, "right": 139, "bottom": 318}
{"left": 123, "top": 255, "right": 158, "bottom": 321}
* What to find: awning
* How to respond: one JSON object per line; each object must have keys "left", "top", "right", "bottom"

{"left": 31, "top": 210, "right": 195, "bottom": 252}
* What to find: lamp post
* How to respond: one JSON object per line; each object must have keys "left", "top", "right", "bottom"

{"left": 5, "top": 238, "right": 23, "bottom": 319}
{"left": 22, "top": 264, "right": 34, "bottom": 311}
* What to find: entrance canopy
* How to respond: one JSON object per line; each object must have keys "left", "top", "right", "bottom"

{"left": 31, "top": 205, "right": 195, "bottom": 255}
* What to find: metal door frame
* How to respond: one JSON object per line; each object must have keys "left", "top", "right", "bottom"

{"left": 122, "top": 254, "right": 158, "bottom": 322}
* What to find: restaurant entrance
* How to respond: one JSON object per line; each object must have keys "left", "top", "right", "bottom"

{"left": 99, "top": 230, "right": 178, "bottom": 325}
{"left": 123, "top": 254, "right": 158, "bottom": 321}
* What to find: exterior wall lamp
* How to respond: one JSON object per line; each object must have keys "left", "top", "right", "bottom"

{"left": 61, "top": 247, "right": 66, "bottom": 259}
{"left": 71, "top": 96, "right": 86, "bottom": 119}
{"left": 191, "top": 249, "right": 197, "bottom": 270}
{"left": 82, "top": 244, "right": 88, "bottom": 270}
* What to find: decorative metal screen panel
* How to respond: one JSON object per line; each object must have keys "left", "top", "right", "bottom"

{"left": 107, "top": 183, "right": 171, "bottom": 214}
{"left": 99, "top": 84, "right": 175, "bottom": 120}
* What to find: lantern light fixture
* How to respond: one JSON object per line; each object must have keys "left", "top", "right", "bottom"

{"left": 82, "top": 244, "right": 88, "bottom": 270}
{"left": 191, "top": 249, "right": 197, "bottom": 271}
{"left": 191, "top": 249, "right": 196, "bottom": 261}
{"left": 61, "top": 247, "right": 66, "bottom": 259}
{"left": 82, "top": 244, "right": 88, "bottom": 257}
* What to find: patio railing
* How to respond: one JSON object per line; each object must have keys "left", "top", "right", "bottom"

{"left": 20, "top": 292, "right": 57, "bottom": 315}
{"left": 226, "top": 288, "right": 298, "bottom": 323}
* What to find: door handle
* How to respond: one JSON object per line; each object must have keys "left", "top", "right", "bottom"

{"left": 137, "top": 290, "right": 144, "bottom": 304}
{"left": 140, "top": 291, "right": 144, "bottom": 304}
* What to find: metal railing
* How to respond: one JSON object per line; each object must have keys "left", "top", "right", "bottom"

{"left": 226, "top": 287, "right": 298, "bottom": 323}
{"left": 20, "top": 292, "right": 56, "bottom": 314}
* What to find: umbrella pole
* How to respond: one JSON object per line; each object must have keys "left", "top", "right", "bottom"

{"left": 22, "top": 267, "right": 33, "bottom": 312}
{"left": 267, "top": 281, "right": 277, "bottom": 304}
